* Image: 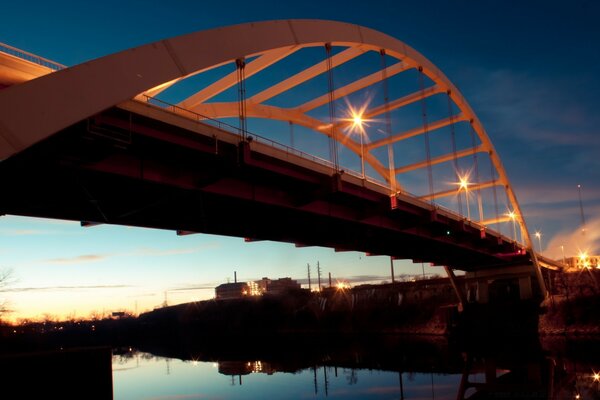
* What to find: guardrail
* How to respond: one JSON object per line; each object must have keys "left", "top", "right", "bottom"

{"left": 140, "top": 95, "right": 372, "bottom": 182}
{"left": 136, "top": 95, "right": 520, "bottom": 248}
{"left": 0, "top": 41, "right": 65, "bottom": 71}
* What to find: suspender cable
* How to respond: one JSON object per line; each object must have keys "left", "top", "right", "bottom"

{"left": 469, "top": 121, "right": 484, "bottom": 222}
{"left": 505, "top": 188, "right": 518, "bottom": 243}
{"left": 236, "top": 58, "right": 247, "bottom": 140}
{"left": 380, "top": 49, "right": 397, "bottom": 195}
{"left": 325, "top": 43, "right": 339, "bottom": 172}
{"left": 447, "top": 91, "right": 463, "bottom": 216}
{"left": 489, "top": 151, "right": 501, "bottom": 236}
{"left": 289, "top": 121, "right": 295, "bottom": 149}
{"left": 418, "top": 67, "right": 435, "bottom": 202}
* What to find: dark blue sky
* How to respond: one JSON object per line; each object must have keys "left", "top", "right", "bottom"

{"left": 0, "top": 0, "right": 598, "bottom": 319}
{"left": 6, "top": 0, "right": 596, "bottom": 247}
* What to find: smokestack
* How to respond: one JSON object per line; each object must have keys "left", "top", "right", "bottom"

{"left": 234, "top": 271, "right": 237, "bottom": 283}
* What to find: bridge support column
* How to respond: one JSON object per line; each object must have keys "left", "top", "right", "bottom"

{"left": 465, "top": 263, "right": 542, "bottom": 303}
{"left": 444, "top": 266, "right": 465, "bottom": 312}
{"left": 519, "top": 276, "right": 532, "bottom": 300}
{"left": 477, "top": 280, "right": 489, "bottom": 304}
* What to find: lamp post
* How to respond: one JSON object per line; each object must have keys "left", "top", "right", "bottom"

{"left": 508, "top": 211, "right": 517, "bottom": 242}
{"left": 459, "top": 176, "right": 470, "bottom": 220}
{"left": 535, "top": 231, "right": 542, "bottom": 254}
{"left": 350, "top": 110, "right": 366, "bottom": 179}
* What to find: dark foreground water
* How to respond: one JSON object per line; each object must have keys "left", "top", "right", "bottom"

{"left": 109, "top": 335, "right": 600, "bottom": 400}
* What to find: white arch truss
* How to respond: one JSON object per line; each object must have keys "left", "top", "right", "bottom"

{"left": 0, "top": 19, "right": 539, "bottom": 269}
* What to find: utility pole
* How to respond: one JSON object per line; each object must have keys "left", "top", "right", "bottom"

{"left": 578, "top": 184, "right": 586, "bottom": 234}
{"left": 307, "top": 263, "right": 312, "bottom": 291}
{"left": 390, "top": 256, "right": 395, "bottom": 283}
{"left": 328, "top": 272, "right": 332, "bottom": 287}
{"left": 317, "top": 261, "right": 322, "bottom": 291}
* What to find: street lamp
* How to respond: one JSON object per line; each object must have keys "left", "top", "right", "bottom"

{"left": 459, "top": 177, "right": 470, "bottom": 220}
{"left": 507, "top": 210, "right": 517, "bottom": 242}
{"left": 351, "top": 111, "right": 366, "bottom": 179}
{"left": 535, "top": 231, "right": 542, "bottom": 254}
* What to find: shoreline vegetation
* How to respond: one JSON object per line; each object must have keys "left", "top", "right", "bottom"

{"left": 0, "top": 271, "right": 598, "bottom": 354}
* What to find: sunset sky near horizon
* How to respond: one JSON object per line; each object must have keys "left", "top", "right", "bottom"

{"left": 0, "top": 0, "right": 598, "bottom": 321}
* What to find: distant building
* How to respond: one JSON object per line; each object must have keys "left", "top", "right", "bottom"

{"left": 215, "top": 277, "right": 301, "bottom": 299}
{"left": 215, "top": 282, "right": 249, "bottom": 300}
{"left": 565, "top": 255, "right": 600, "bottom": 271}
{"left": 265, "top": 277, "right": 301, "bottom": 295}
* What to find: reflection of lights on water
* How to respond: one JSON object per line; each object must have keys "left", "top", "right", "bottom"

{"left": 252, "top": 360, "right": 263, "bottom": 373}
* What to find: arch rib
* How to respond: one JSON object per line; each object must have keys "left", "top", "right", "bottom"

{"left": 178, "top": 46, "right": 299, "bottom": 109}
{"left": 0, "top": 19, "right": 543, "bottom": 295}
{"left": 296, "top": 61, "right": 409, "bottom": 113}
{"left": 248, "top": 46, "right": 365, "bottom": 105}
{"left": 395, "top": 145, "right": 486, "bottom": 175}
{"left": 367, "top": 114, "right": 468, "bottom": 150}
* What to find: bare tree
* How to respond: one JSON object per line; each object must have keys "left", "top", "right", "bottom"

{"left": 0, "top": 269, "right": 14, "bottom": 316}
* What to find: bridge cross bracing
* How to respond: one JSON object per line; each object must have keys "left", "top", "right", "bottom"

{"left": 0, "top": 20, "right": 557, "bottom": 297}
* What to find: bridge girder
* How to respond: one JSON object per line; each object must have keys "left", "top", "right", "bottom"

{"left": 0, "top": 20, "right": 546, "bottom": 293}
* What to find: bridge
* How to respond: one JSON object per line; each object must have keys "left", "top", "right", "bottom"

{"left": 0, "top": 20, "right": 561, "bottom": 307}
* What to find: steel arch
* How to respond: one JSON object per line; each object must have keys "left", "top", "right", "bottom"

{"left": 0, "top": 19, "right": 538, "bottom": 264}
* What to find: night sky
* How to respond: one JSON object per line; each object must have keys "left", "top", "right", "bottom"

{"left": 0, "top": 0, "right": 598, "bottom": 321}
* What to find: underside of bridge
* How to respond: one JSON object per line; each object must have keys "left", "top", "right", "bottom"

{"left": 0, "top": 105, "right": 530, "bottom": 272}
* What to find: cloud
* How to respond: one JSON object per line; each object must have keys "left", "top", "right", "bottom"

{"left": 39, "top": 243, "right": 218, "bottom": 266}
{"left": 0, "top": 228, "right": 62, "bottom": 236}
{"left": 461, "top": 68, "right": 600, "bottom": 185}
{"left": 293, "top": 274, "right": 412, "bottom": 286}
{"left": 2, "top": 284, "right": 133, "bottom": 293}
{"left": 545, "top": 215, "right": 600, "bottom": 259}
{"left": 169, "top": 285, "right": 217, "bottom": 292}
{"left": 515, "top": 182, "right": 600, "bottom": 207}
{"left": 132, "top": 247, "right": 199, "bottom": 257}
{"left": 45, "top": 254, "right": 109, "bottom": 265}
{"left": 467, "top": 68, "right": 600, "bottom": 142}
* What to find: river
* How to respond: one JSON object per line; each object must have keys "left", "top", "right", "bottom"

{"left": 110, "top": 335, "right": 600, "bottom": 399}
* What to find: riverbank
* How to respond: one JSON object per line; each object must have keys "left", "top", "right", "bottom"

{"left": 539, "top": 293, "right": 600, "bottom": 337}
{"left": 539, "top": 269, "right": 600, "bottom": 337}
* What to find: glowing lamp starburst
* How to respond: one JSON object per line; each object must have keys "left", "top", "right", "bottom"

{"left": 352, "top": 113, "right": 364, "bottom": 129}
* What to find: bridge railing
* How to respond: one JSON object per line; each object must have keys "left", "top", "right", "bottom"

{"left": 136, "top": 95, "right": 520, "bottom": 248}
{"left": 140, "top": 95, "right": 370, "bottom": 182}
{"left": 0, "top": 41, "right": 65, "bottom": 71}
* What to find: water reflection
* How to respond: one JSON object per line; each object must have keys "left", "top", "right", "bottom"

{"left": 111, "top": 336, "right": 600, "bottom": 399}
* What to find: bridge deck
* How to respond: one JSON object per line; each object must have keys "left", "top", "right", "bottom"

{"left": 0, "top": 100, "right": 530, "bottom": 271}
{"left": 0, "top": 43, "right": 563, "bottom": 273}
